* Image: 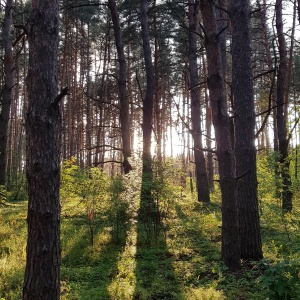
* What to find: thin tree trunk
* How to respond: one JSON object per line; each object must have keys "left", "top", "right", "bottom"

{"left": 200, "top": 0, "right": 240, "bottom": 270}
{"left": 139, "top": 0, "right": 159, "bottom": 243}
{"left": 275, "top": 0, "right": 293, "bottom": 211}
{"left": 188, "top": 0, "right": 210, "bottom": 202}
{"left": 108, "top": 0, "right": 132, "bottom": 174}
{"left": 0, "top": 0, "right": 14, "bottom": 186}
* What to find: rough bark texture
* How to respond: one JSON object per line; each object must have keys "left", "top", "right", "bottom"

{"left": 108, "top": 0, "right": 132, "bottom": 174}
{"left": 140, "top": 0, "right": 154, "bottom": 176}
{"left": 139, "top": 0, "right": 159, "bottom": 243}
{"left": 200, "top": 0, "right": 240, "bottom": 270}
{"left": 23, "top": 1, "right": 61, "bottom": 299}
{"left": 188, "top": 0, "right": 210, "bottom": 202}
{"left": 230, "top": 0, "right": 263, "bottom": 260}
{"left": 0, "top": 0, "right": 14, "bottom": 186}
{"left": 275, "top": 0, "right": 293, "bottom": 211}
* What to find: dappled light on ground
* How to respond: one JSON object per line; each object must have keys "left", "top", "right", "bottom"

{"left": 108, "top": 220, "right": 137, "bottom": 299}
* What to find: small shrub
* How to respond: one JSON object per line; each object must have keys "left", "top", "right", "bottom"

{"left": 259, "top": 259, "right": 300, "bottom": 299}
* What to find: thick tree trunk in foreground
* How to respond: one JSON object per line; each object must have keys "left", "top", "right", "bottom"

{"left": 0, "top": 0, "right": 14, "bottom": 186}
{"left": 23, "top": 1, "right": 62, "bottom": 299}
{"left": 200, "top": 0, "right": 240, "bottom": 270}
{"left": 230, "top": 0, "right": 263, "bottom": 260}
{"left": 108, "top": 0, "right": 132, "bottom": 174}
{"left": 188, "top": 0, "right": 210, "bottom": 202}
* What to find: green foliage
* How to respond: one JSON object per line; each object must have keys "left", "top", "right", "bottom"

{"left": 259, "top": 259, "right": 300, "bottom": 299}
{"left": 61, "top": 158, "right": 110, "bottom": 246}
{"left": 2, "top": 157, "right": 300, "bottom": 299}
{"left": 0, "top": 203, "right": 26, "bottom": 300}
{"left": 0, "top": 185, "right": 7, "bottom": 206}
{"left": 108, "top": 175, "right": 129, "bottom": 242}
{"left": 6, "top": 175, "right": 27, "bottom": 203}
{"left": 257, "top": 152, "right": 278, "bottom": 199}
{"left": 61, "top": 158, "right": 109, "bottom": 213}
{"left": 289, "top": 147, "right": 300, "bottom": 196}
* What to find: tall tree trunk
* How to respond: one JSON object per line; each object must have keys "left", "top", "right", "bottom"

{"left": 108, "top": 0, "right": 132, "bottom": 174}
{"left": 23, "top": 0, "right": 64, "bottom": 298}
{"left": 200, "top": 0, "right": 240, "bottom": 270}
{"left": 140, "top": 0, "right": 154, "bottom": 175}
{"left": 153, "top": 1, "right": 163, "bottom": 163}
{"left": 275, "top": 0, "right": 293, "bottom": 211}
{"left": 188, "top": 0, "right": 210, "bottom": 202}
{"left": 0, "top": 0, "right": 14, "bottom": 186}
{"left": 139, "top": 0, "right": 159, "bottom": 243}
{"left": 230, "top": 0, "right": 263, "bottom": 260}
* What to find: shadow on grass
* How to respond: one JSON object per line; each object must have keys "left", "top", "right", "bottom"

{"left": 172, "top": 203, "right": 221, "bottom": 284}
{"left": 134, "top": 221, "right": 183, "bottom": 300}
{"left": 60, "top": 215, "right": 127, "bottom": 300}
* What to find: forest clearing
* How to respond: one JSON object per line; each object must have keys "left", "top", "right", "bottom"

{"left": 1, "top": 157, "right": 300, "bottom": 300}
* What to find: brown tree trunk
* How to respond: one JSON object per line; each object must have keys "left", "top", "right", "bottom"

{"left": 230, "top": 0, "right": 263, "bottom": 260}
{"left": 0, "top": 0, "right": 14, "bottom": 186}
{"left": 188, "top": 0, "right": 210, "bottom": 202}
{"left": 140, "top": 0, "right": 154, "bottom": 175}
{"left": 200, "top": 0, "right": 240, "bottom": 270}
{"left": 23, "top": 0, "right": 63, "bottom": 298}
{"left": 108, "top": 0, "right": 132, "bottom": 174}
{"left": 139, "top": 0, "right": 159, "bottom": 243}
{"left": 275, "top": 0, "right": 293, "bottom": 211}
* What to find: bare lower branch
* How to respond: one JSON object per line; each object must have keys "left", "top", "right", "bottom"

{"left": 51, "top": 87, "right": 68, "bottom": 107}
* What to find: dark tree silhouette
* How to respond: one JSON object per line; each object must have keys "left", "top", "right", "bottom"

{"left": 23, "top": 0, "right": 65, "bottom": 298}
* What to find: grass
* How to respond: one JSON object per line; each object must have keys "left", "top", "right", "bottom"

{"left": 1, "top": 186, "right": 300, "bottom": 299}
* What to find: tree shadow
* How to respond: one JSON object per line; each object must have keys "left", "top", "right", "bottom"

{"left": 134, "top": 221, "right": 183, "bottom": 300}
{"left": 60, "top": 215, "right": 127, "bottom": 300}
{"left": 171, "top": 203, "right": 221, "bottom": 284}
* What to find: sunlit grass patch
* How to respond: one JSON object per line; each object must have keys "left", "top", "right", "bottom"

{"left": 184, "top": 286, "right": 225, "bottom": 300}
{"left": 0, "top": 202, "right": 27, "bottom": 300}
{"left": 108, "top": 223, "right": 137, "bottom": 300}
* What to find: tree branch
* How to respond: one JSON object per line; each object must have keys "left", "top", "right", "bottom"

{"left": 51, "top": 87, "right": 68, "bottom": 107}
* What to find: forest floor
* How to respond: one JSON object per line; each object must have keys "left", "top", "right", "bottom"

{"left": 1, "top": 188, "right": 300, "bottom": 300}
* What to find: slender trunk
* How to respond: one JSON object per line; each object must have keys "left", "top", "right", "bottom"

{"left": 200, "top": 0, "right": 240, "bottom": 270}
{"left": 140, "top": 0, "right": 154, "bottom": 175}
{"left": 0, "top": 0, "right": 14, "bottom": 186}
{"left": 275, "top": 0, "right": 293, "bottom": 211}
{"left": 139, "top": 0, "right": 159, "bottom": 243}
{"left": 188, "top": 0, "right": 210, "bottom": 202}
{"left": 108, "top": 0, "right": 132, "bottom": 173}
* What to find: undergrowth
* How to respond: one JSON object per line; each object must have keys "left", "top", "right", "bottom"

{"left": 0, "top": 158, "right": 300, "bottom": 299}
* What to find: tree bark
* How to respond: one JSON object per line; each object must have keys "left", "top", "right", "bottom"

{"left": 0, "top": 0, "right": 14, "bottom": 186}
{"left": 275, "top": 0, "right": 293, "bottom": 211}
{"left": 140, "top": 0, "right": 154, "bottom": 176}
{"left": 230, "top": 0, "right": 263, "bottom": 260}
{"left": 200, "top": 0, "right": 240, "bottom": 270}
{"left": 139, "top": 0, "right": 160, "bottom": 243}
{"left": 108, "top": 0, "right": 132, "bottom": 174}
{"left": 188, "top": 0, "right": 210, "bottom": 202}
{"left": 23, "top": 1, "right": 62, "bottom": 299}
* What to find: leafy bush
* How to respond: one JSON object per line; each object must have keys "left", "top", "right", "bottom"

{"left": 257, "top": 153, "right": 277, "bottom": 199}
{"left": 0, "top": 185, "right": 7, "bottom": 206}
{"left": 6, "top": 175, "right": 27, "bottom": 202}
{"left": 60, "top": 158, "right": 110, "bottom": 245}
{"left": 259, "top": 259, "right": 300, "bottom": 299}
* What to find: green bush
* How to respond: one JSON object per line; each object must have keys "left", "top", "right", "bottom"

{"left": 259, "top": 259, "right": 300, "bottom": 299}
